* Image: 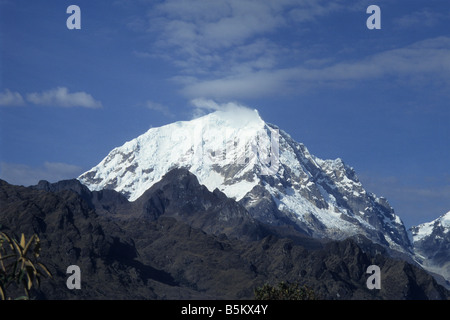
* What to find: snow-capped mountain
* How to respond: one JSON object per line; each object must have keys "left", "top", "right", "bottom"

{"left": 410, "top": 211, "right": 450, "bottom": 288}
{"left": 410, "top": 211, "right": 450, "bottom": 244}
{"left": 78, "top": 107, "right": 412, "bottom": 253}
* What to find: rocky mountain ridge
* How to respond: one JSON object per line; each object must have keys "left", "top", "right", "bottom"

{"left": 1, "top": 173, "right": 448, "bottom": 299}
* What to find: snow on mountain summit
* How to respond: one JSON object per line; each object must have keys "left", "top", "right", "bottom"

{"left": 411, "top": 211, "right": 450, "bottom": 242}
{"left": 79, "top": 107, "right": 412, "bottom": 253}
{"left": 79, "top": 107, "right": 270, "bottom": 202}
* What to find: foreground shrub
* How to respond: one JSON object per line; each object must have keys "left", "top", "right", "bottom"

{"left": 0, "top": 231, "right": 52, "bottom": 300}
{"left": 254, "top": 281, "right": 318, "bottom": 300}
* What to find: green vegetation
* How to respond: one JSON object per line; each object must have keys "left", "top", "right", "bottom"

{"left": 0, "top": 231, "right": 52, "bottom": 300}
{"left": 254, "top": 281, "right": 318, "bottom": 300}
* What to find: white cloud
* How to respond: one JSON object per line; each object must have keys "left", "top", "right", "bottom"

{"left": 190, "top": 98, "right": 260, "bottom": 125}
{"left": 0, "top": 162, "right": 84, "bottom": 186}
{"left": 0, "top": 89, "right": 25, "bottom": 106}
{"left": 190, "top": 98, "right": 248, "bottom": 113}
{"left": 296, "top": 36, "right": 450, "bottom": 83}
{"left": 26, "top": 87, "right": 102, "bottom": 108}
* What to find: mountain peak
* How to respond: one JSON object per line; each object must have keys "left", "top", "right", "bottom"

{"left": 79, "top": 109, "right": 411, "bottom": 253}
{"left": 78, "top": 107, "right": 272, "bottom": 202}
{"left": 411, "top": 210, "right": 450, "bottom": 242}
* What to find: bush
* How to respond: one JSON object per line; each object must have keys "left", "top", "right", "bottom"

{"left": 0, "top": 231, "right": 52, "bottom": 300}
{"left": 254, "top": 281, "right": 318, "bottom": 300}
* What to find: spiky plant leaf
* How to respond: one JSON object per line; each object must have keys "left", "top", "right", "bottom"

{"left": 20, "top": 233, "right": 25, "bottom": 249}
{"left": 0, "top": 284, "right": 5, "bottom": 300}
{"left": 23, "top": 234, "right": 36, "bottom": 256}
{"left": 37, "top": 262, "right": 52, "bottom": 278}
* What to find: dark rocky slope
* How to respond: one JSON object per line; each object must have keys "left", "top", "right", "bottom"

{"left": 0, "top": 170, "right": 448, "bottom": 300}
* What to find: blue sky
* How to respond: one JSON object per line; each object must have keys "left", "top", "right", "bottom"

{"left": 0, "top": 0, "right": 449, "bottom": 228}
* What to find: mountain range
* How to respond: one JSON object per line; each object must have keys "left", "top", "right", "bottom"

{"left": 0, "top": 171, "right": 448, "bottom": 300}
{"left": 1, "top": 107, "right": 448, "bottom": 299}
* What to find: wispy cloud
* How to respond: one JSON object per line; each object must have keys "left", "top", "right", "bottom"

{"left": 0, "top": 87, "right": 102, "bottom": 108}
{"left": 150, "top": 0, "right": 352, "bottom": 52}
{"left": 189, "top": 99, "right": 262, "bottom": 132}
{"left": 130, "top": 0, "right": 450, "bottom": 100}
{"left": 0, "top": 89, "right": 25, "bottom": 106}
{"left": 144, "top": 100, "right": 174, "bottom": 117}
{"left": 395, "top": 9, "right": 449, "bottom": 29}
{"left": 0, "top": 161, "right": 84, "bottom": 186}
{"left": 179, "top": 36, "right": 450, "bottom": 99}
{"left": 26, "top": 87, "right": 103, "bottom": 108}
{"left": 190, "top": 98, "right": 254, "bottom": 118}
{"left": 140, "top": 0, "right": 353, "bottom": 77}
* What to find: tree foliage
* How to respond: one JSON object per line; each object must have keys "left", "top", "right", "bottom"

{"left": 0, "top": 231, "right": 52, "bottom": 300}
{"left": 254, "top": 281, "right": 318, "bottom": 300}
